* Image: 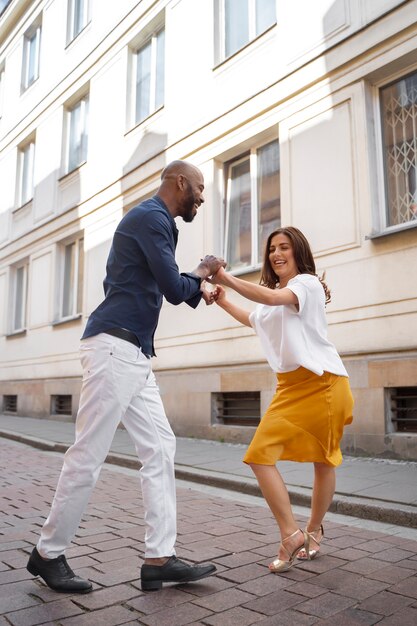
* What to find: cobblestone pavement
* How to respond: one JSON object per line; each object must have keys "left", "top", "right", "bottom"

{"left": 1, "top": 440, "right": 417, "bottom": 626}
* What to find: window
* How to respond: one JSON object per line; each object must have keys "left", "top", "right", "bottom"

{"left": 58, "top": 237, "right": 84, "bottom": 320}
{"left": 3, "top": 395, "right": 17, "bottom": 413}
{"left": 381, "top": 70, "right": 417, "bottom": 227}
{"left": 0, "top": 64, "right": 5, "bottom": 119}
{"left": 67, "top": 0, "right": 89, "bottom": 43}
{"left": 21, "top": 20, "right": 41, "bottom": 91}
{"left": 17, "top": 140, "right": 35, "bottom": 206}
{"left": 224, "top": 139, "right": 280, "bottom": 271}
{"left": 134, "top": 28, "right": 165, "bottom": 124}
{"left": 11, "top": 263, "right": 28, "bottom": 333}
{"left": 65, "top": 94, "right": 88, "bottom": 172}
{"left": 51, "top": 395, "right": 72, "bottom": 416}
{"left": 221, "top": 0, "right": 276, "bottom": 59}
{"left": 387, "top": 387, "right": 417, "bottom": 433}
{"left": 212, "top": 391, "right": 261, "bottom": 426}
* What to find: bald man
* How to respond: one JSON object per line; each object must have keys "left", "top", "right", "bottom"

{"left": 27, "top": 161, "right": 224, "bottom": 593}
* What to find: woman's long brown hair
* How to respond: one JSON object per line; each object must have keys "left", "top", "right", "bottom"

{"left": 260, "top": 226, "right": 331, "bottom": 304}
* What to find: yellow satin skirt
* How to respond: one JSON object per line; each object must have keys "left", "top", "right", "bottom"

{"left": 244, "top": 367, "right": 354, "bottom": 467}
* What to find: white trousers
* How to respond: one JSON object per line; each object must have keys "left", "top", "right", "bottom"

{"left": 37, "top": 333, "right": 177, "bottom": 559}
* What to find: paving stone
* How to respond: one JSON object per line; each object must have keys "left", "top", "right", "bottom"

{"left": 318, "top": 606, "right": 383, "bottom": 625}
{"left": 243, "top": 588, "right": 304, "bottom": 615}
{"left": 309, "top": 567, "right": 389, "bottom": 600}
{"left": 368, "top": 564, "right": 417, "bottom": 584}
{"left": 377, "top": 606, "right": 417, "bottom": 625}
{"left": 5, "top": 599, "right": 83, "bottom": 626}
{"left": 0, "top": 593, "right": 41, "bottom": 612}
{"left": 219, "top": 562, "right": 268, "bottom": 583}
{"left": 137, "top": 602, "right": 213, "bottom": 626}
{"left": 237, "top": 572, "right": 295, "bottom": 596}
{"left": 387, "top": 576, "right": 417, "bottom": 599}
{"left": 193, "top": 587, "right": 255, "bottom": 612}
{"left": 295, "top": 591, "right": 356, "bottom": 618}
{"left": 126, "top": 587, "right": 191, "bottom": 614}
{"left": 60, "top": 605, "right": 138, "bottom": 625}
{"left": 203, "top": 606, "right": 264, "bottom": 625}
{"left": 73, "top": 583, "right": 139, "bottom": 610}
{"left": 252, "top": 609, "right": 317, "bottom": 624}
{"left": 358, "top": 590, "right": 414, "bottom": 616}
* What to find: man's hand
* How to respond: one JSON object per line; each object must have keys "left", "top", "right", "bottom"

{"left": 193, "top": 255, "right": 226, "bottom": 280}
{"left": 201, "top": 282, "right": 216, "bottom": 306}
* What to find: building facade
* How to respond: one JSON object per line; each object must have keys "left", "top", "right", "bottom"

{"left": 1, "top": 0, "right": 416, "bottom": 459}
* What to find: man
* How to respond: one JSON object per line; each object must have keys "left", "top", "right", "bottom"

{"left": 27, "top": 160, "right": 225, "bottom": 593}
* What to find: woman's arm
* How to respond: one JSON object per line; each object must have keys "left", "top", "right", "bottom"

{"left": 210, "top": 267, "right": 298, "bottom": 307}
{"left": 213, "top": 286, "right": 252, "bottom": 327}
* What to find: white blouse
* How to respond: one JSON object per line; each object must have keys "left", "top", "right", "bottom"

{"left": 249, "top": 273, "right": 348, "bottom": 377}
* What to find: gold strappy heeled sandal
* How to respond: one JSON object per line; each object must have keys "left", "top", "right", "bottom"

{"left": 269, "top": 529, "right": 310, "bottom": 573}
{"left": 297, "top": 524, "right": 324, "bottom": 560}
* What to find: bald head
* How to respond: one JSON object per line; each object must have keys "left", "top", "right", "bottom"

{"left": 161, "top": 160, "right": 202, "bottom": 182}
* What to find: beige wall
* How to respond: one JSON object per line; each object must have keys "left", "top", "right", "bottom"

{"left": 0, "top": 0, "right": 416, "bottom": 459}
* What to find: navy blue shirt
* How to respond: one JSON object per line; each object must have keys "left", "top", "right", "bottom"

{"left": 82, "top": 196, "right": 202, "bottom": 356}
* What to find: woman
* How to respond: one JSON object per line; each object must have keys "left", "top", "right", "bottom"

{"left": 210, "top": 226, "right": 353, "bottom": 573}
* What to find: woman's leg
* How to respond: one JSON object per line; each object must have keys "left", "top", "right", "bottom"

{"left": 250, "top": 463, "right": 304, "bottom": 560}
{"left": 308, "top": 462, "right": 335, "bottom": 532}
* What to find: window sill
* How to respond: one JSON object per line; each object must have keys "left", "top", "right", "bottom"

{"left": 58, "top": 162, "right": 86, "bottom": 184}
{"left": 12, "top": 199, "right": 33, "bottom": 214}
{"left": 52, "top": 314, "right": 82, "bottom": 327}
{"left": 125, "top": 105, "right": 164, "bottom": 137}
{"left": 366, "top": 221, "right": 417, "bottom": 240}
{"left": 229, "top": 264, "right": 261, "bottom": 277}
{"left": 6, "top": 329, "right": 27, "bottom": 338}
{"left": 213, "top": 23, "right": 277, "bottom": 70}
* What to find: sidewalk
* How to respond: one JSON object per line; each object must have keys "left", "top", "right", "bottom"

{"left": 1, "top": 414, "right": 417, "bottom": 529}
{"left": 1, "top": 438, "right": 417, "bottom": 626}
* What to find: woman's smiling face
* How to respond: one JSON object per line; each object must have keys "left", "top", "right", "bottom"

{"left": 268, "top": 233, "right": 299, "bottom": 284}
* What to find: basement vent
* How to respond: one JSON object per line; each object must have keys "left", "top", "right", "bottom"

{"left": 388, "top": 387, "right": 417, "bottom": 433}
{"left": 51, "top": 395, "right": 72, "bottom": 416}
{"left": 3, "top": 395, "right": 17, "bottom": 413}
{"left": 213, "top": 391, "right": 261, "bottom": 427}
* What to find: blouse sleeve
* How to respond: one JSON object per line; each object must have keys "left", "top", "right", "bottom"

{"left": 285, "top": 275, "right": 313, "bottom": 314}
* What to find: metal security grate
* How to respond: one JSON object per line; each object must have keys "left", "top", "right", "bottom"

{"left": 389, "top": 387, "right": 417, "bottom": 433}
{"left": 51, "top": 395, "right": 72, "bottom": 416}
{"left": 213, "top": 392, "right": 260, "bottom": 426}
{"left": 3, "top": 395, "right": 17, "bottom": 413}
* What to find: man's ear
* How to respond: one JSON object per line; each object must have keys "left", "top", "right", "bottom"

{"left": 177, "top": 174, "right": 186, "bottom": 190}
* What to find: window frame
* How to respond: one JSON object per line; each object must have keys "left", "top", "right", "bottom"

{"left": 21, "top": 19, "right": 41, "bottom": 92}
{"left": 218, "top": 0, "right": 277, "bottom": 62}
{"left": 64, "top": 93, "right": 89, "bottom": 174}
{"left": 0, "top": 63, "right": 5, "bottom": 119}
{"left": 17, "top": 139, "right": 35, "bottom": 207}
{"left": 132, "top": 26, "right": 165, "bottom": 126}
{"left": 67, "top": 0, "right": 90, "bottom": 44}
{"left": 10, "top": 261, "right": 29, "bottom": 334}
{"left": 223, "top": 137, "right": 280, "bottom": 274}
{"left": 369, "top": 68, "right": 417, "bottom": 239}
{"left": 56, "top": 236, "right": 84, "bottom": 323}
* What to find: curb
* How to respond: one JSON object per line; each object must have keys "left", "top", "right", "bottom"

{"left": 2, "top": 429, "right": 416, "bottom": 529}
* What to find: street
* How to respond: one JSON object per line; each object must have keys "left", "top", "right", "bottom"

{"left": 1, "top": 439, "right": 417, "bottom": 625}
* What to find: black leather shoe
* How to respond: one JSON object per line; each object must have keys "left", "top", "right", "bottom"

{"left": 141, "top": 556, "right": 216, "bottom": 591}
{"left": 27, "top": 547, "right": 93, "bottom": 593}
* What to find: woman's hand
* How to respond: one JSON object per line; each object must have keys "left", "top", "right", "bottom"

{"left": 201, "top": 282, "right": 216, "bottom": 305}
{"left": 212, "top": 285, "right": 227, "bottom": 306}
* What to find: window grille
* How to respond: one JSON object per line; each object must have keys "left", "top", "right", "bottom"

{"left": 3, "top": 395, "right": 17, "bottom": 413}
{"left": 51, "top": 395, "right": 72, "bottom": 416}
{"left": 213, "top": 391, "right": 260, "bottom": 426}
{"left": 380, "top": 71, "right": 417, "bottom": 226}
{"left": 388, "top": 387, "right": 417, "bottom": 433}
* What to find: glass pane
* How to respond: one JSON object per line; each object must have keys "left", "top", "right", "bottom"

{"left": 77, "top": 239, "right": 84, "bottom": 314}
{"left": 155, "top": 29, "right": 165, "bottom": 110}
{"left": 381, "top": 71, "right": 417, "bottom": 226}
{"left": 68, "top": 99, "right": 87, "bottom": 170}
{"left": 73, "top": 0, "right": 85, "bottom": 37}
{"left": 136, "top": 41, "right": 152, "bottom": 123}
{"left": 226, "top": 158, "right": 252, "bottom": 269}
{"left": 21, "top": 143, "right": 34, "bottom": 205}
{"left": 62, "top": 243, "right": 75, "bottom": 317}
{"left": 27, "top": 31, "right": 37, "bottom": 85}
{"left": 257, "top": 140, "right": 280, "bottom": 262}
{"left": 225, "top": 0, "right": 249, "bottom": 58}
{"left": 14, "top": 266, "right": 25, "bottom": 330}
{"left": 256, "top": 0, "right": 276, "bottom": 36}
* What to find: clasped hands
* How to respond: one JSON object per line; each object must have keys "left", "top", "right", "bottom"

{"left": 196, "top": 255, "right": 228, "bottom": 306}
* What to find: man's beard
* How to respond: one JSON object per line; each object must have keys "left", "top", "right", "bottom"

{"left": 182, "top": 183, "right": 197, "bottom": 223}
